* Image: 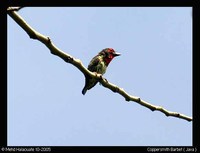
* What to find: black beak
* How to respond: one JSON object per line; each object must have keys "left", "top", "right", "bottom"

{"left": 113, "top": 52, "right": 121, "bottom": 57}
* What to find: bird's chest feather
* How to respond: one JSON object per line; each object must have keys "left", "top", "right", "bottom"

{"left": 96, "top": 57, "right": 107, "bottom": 74}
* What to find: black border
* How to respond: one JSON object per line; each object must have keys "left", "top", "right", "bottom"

{"left": 192, "top": 0, "right": 200, "bottom": 148}
{"left": 3, "top": 0, "right": 199, "bottom": 152}
{"left": 5, "top": 0, "right": 194, "bottom": 7}
{"left": 1, "top": 4, "right": 7, "bottom": 147}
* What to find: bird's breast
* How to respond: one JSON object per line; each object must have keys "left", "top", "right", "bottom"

{"left": 96, "top": 57, "right": 107, "bottom": 74}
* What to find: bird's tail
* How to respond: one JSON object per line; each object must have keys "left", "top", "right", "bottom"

{"left": 82, "top": 87, "right": 87, "bottom": 95}
{"left": 82, "top": 74, "right": 88, "bottom": 95}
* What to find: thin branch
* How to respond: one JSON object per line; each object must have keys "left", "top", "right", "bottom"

{"left": 7, "top": 7, "right": 23, "bottom": 12}
{"left": 7, "top": 7, "right": 192, "bottom": 122}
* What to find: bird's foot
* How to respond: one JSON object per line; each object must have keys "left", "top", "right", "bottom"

{"left": 93, "top": 72, "right": 103, "bottom": 79}
{"left": 104, "top": 78, "right": 108, "bottom": 83}
{"left": 93, "top": 72, "right": 104, "bottom": 85}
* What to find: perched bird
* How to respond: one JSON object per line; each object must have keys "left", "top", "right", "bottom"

{"left": 82, "top": 48, "right": 121, "bottom": 95}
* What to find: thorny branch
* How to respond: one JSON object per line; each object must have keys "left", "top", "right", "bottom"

{"left": 7, "top": 7, "right": 192, "bottom": 122}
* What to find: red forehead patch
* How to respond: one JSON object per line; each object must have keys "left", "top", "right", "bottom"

{"left": 108, "top": 48, "right": 114, "bottom": 53}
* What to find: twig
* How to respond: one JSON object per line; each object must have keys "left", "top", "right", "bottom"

{"left": 7, "top": 7, "right": 23, "bottom": 12}
{"left": 7, "top": 7, "right": 192, "bottom": 122}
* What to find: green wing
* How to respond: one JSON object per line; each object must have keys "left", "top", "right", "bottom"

{"left": 87, "top": 55, "right": 101, "bottom": 72}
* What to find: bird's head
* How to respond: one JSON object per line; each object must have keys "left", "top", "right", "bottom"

{"left": 99, "top": 48, "right": 121, "bottom": 66}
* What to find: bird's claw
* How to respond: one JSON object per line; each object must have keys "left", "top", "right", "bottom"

{"left": 94, "top": 72, "right": 108, "bottom": 83}
{"left": 93, "top": 72, "right": 103, "bottom": 80}
{"left": 104, "top": 78, "right": 108, "bottom": 83}
{"left": 99, "top": 74, "right": 103, "bottom": 80}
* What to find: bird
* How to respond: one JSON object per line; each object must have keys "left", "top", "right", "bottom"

{"left": 82, "top": 48, "right": 121, "bottom": 95}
